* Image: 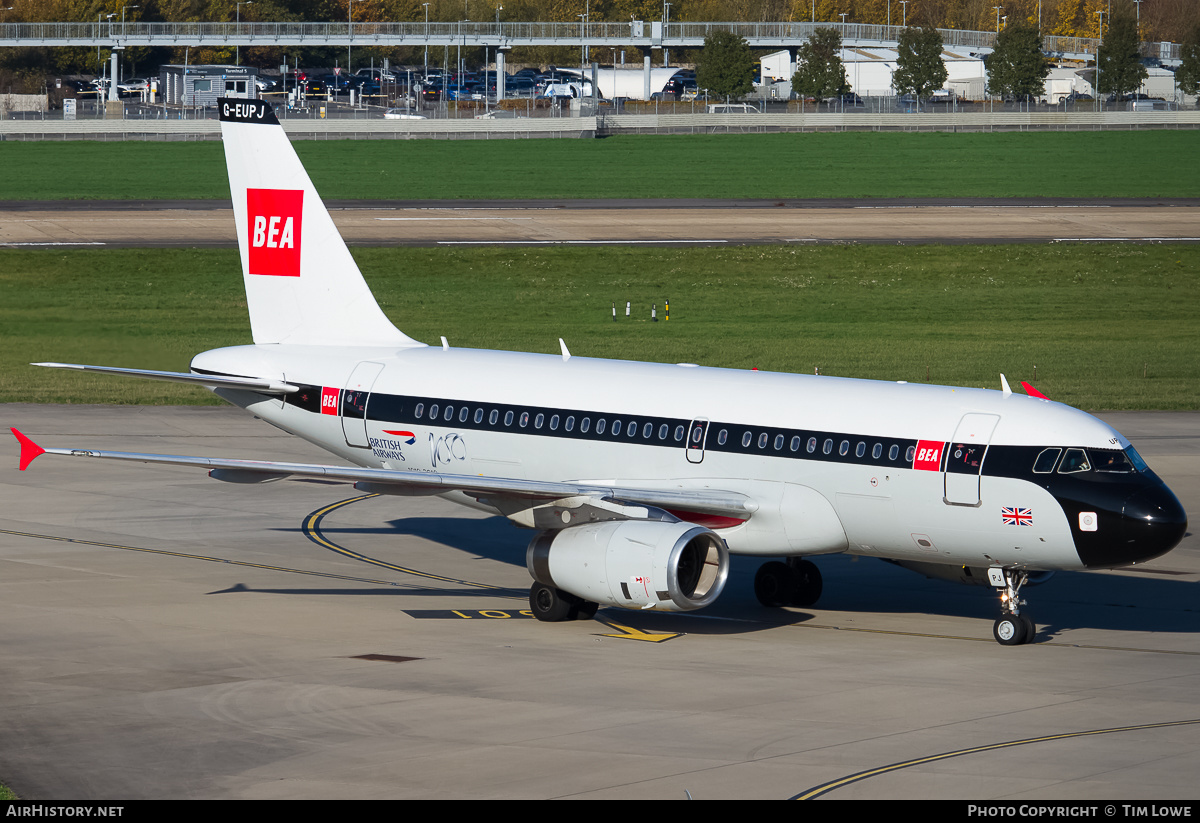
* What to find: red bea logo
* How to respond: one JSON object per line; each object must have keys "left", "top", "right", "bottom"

{"left": 247, "top": 188, "right": 303, "bottom": 277}
{"left": 913, "top": 439, "right": 945, "bottom": 472}
{"left": 321, "top": 386, "right": 340, "bottom": 415}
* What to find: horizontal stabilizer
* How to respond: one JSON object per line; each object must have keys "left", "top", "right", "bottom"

{"left": 11, "top": 428, "right": 45, "bottom": 471}
{"left": 32, "top": 363, "right": 298, "bottom": 395}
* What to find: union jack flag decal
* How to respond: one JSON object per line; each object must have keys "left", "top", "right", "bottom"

{"left": 1002, "top": 507, "right": 1033, "bottom": 526}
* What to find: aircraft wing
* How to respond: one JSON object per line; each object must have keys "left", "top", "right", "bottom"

{"left": 10, "top": 429, "right": 758, "bottom": 522}
{"left": 32, "top": 362, "right": 298, "bottom": 395}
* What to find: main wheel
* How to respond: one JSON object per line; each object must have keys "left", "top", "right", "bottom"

{"left": 788, "top": 558, "right": 823, "bottom": 607}
{"left": 993, "top": 615, "right": 1029, "bottom": 646}
{"left": 529, "top": 582, "right": 573, "bottom": 622}
{"left": 754, "top": 561, "right": 795, "bottom": 607}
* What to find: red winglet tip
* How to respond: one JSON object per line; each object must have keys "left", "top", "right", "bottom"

{"left": 1020, "top": 381, "right": 1050, "bottom": 400}
{"left": 11, "top": 428, "right": 46, "bottom": 471}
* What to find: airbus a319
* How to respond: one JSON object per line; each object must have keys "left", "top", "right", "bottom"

{"left": 12, "top": 98, "right": 1187, "bottom": 645}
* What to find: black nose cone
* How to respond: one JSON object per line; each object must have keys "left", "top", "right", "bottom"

{"left": 1075, "top": 481, "right": 1187, "bottom": 569}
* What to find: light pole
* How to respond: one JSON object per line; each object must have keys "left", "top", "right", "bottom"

{"left": 994, "top": 6, "right": 1002, "bottom": 33}
{"left": 120, "top": 5, "right": 138, "bottom": 82}
{"left": 1095, "top": 9, "right": 1105, "bottom": 108}
{"left": 235, "top": 1, "right": 252, "bottom": 66}
{"left": 423, "top": 3, "right": 430, "bottom": 77}
{"left": 348, "top": 0, "right": 356, "bottom": 74}
{"left": 900, "top": 1, "right": 907, "bottom": 27}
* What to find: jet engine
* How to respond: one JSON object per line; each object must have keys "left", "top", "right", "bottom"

{"left": 527, "top": 520, "right": 730, "bottom": 613}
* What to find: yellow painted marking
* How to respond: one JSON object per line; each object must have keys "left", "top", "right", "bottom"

{"left": 595, "top": 619, "right": 683, "bottom": 642}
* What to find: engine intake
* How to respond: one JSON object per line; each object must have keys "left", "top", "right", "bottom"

{"left": 527, "top": 520, "right": 730, "bottom": 612}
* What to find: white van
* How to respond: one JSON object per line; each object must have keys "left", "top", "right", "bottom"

{"left": 707, "top": 103, "right": 759, "bottom": 114}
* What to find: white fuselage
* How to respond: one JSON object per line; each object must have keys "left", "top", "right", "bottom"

{"left": 194, "top": 343, "right": 1129, "bottom": 573}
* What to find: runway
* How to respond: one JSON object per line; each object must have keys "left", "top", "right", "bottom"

{"left": 2, "top": 198, "right": 1200, "bottom": 247}
{"left": 2, "top": 404, "right": 1199, "bottom": 800}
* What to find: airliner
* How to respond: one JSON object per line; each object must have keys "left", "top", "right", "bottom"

{"left": 11, "top": 98, "right": 1186, "bottom": 645}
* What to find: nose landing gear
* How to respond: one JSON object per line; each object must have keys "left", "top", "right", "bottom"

{"left": 990, "top": 568, "right": 1036, "bottom": 645}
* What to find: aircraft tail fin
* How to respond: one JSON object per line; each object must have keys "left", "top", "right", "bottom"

{"left": 217, "top": 98, "right": 422, "bottom": 349}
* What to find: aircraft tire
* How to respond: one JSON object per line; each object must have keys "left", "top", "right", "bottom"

{"left": 1018, "top": 614, "right": 1036, "bottom": 644}
{"left": 993, "top": 615, "right": 1028, "bottom": 646}
{"left": 754, "top": 561, "right": 796, "bottom": 608}
{"left": 571, "top": 600, "right": 600, "bottom": 621}
{"left": 788, "top": 558, "right": 823, "bottom": 607}
{"left": 530, "top": 582, "right": 573, "bottom": 622}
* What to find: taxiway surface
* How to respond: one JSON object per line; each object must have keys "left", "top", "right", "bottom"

{"left": 2, "top": 405, "right": 1198, "bottom": 800}
{"left": 2, "top": 198, "right": 1199, "bottom": 247}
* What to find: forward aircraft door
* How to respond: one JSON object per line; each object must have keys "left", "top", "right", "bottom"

{"left": 944, "top": 413, "right": 1000, "bottom": 506}
{"left": 341, "top": 361, "right": 385, "bottom": 448}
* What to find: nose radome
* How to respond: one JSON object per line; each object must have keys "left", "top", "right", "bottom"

{"left": 1120, "top": 484, "right": 1187, "bottom": 566}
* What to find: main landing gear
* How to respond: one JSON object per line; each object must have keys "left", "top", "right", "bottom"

{"left": 754, "top": 558, "right": 823, "bottom": 608}
{"left": 529, "top": 582, "right": 599, "bottom": 622}
{"left": 991, "top": 569, "right": 1036, "bottom": 646}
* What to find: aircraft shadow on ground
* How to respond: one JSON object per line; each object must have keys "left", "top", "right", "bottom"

{"left": 270, "top": 515, "right": 1200, "bottom": 640}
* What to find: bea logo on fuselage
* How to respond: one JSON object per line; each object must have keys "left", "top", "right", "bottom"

{"left": 247, "top": 188, "right": 303, "bottom": 277}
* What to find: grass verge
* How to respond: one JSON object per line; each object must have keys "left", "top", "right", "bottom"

{"left": 1, "top": 244, "right": 1196, "bottom": 411}
{"left": 0, "top": 131, "right": 1198, "bottom": 200}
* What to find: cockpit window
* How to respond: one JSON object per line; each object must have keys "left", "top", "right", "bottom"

{"left": 1093, "top": 449, "right": 1137, "bottom": 473}
{"left": 1032, "top": 448, "right": 1060, "bottom": 474}
{"left": 1058, "top": 448, "right": 1091, "bottom": 474}
{"left": 1125, "top": 447, "right": 1149, "bottom": 473}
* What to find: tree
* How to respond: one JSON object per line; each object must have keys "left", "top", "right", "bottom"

{"left": 1096, "top": 8, "right": 1148, "bottom": 99}
{"left": 1172, "top": 24, "right": 1200, "bottom": 103}
{"left": 695, "top": 31, "right": 755, "bottom": 100}
{"left": 986, "top": 23, "right": 1051, "bottom": 99}
{"left": 791, "top": 27, "right": 849, "bottom": 101}
{"left": 893, "top": 25, "right": 948, "bottom": 100}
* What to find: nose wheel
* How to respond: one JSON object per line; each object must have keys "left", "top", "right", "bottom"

{"left": 990, "top": 568, "right": 1036, "bottom": 645}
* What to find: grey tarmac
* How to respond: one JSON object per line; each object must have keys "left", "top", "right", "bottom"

{"left": 1, "top": 404, "right": 1198, "bottom": 800}
{"left": 2, "top": 198, "right": 1200, "bottom": 247}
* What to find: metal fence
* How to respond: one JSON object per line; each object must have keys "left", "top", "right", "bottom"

{"left": 4, "top": 108, "right": 1197, "bottom": 141}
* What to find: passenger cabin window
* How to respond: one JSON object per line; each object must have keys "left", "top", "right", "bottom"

{"left": 742, "top": 432, "right": 752, "bottom": 448}
{"left": 1058, "top": 448, "right": 1091, "bottom": 474}
{"left": 717, "top": 429, "right": 728, "bottom": 445}
{"left": 459, "top": 407, "right": 469, "bottom": 423}
{"left": 489, "top": 409, "right": 499, "bottom": 425}
{"left": 414, "top": 403, "right": 425, "bottom": 419}
{"left": 1032, "top": 448, "right": 1061, "bottom": 474}
{"left": 504, "top": 411, "right": 514, "bottom": 426}
{"left": 565, "top": 416, "right": 575, "bottom": 432}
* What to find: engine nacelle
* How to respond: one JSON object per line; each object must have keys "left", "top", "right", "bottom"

{"left": 527, "top": 520, "right": 730, "bottom": 612}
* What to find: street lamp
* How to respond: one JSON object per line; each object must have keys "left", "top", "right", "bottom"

{"left": 1095, "top": 9, "right": 1105, "bottom": 108}
{"left": 994, "top": 5, "right": 1002, "bottom": 33}
{"left": 423, "top": 3, "right": 430, "bottom": 77}
{"left": 348, "top": 0, "right": 356, "bottom": 74}
{"left": 900, "top": 1, "right": 908, "bottom": 27}
{"left": 120, "top": 5, "right": 138, "bottom": 82}
{"left": 235, "top": 1, "right": 252, "bottom": 67}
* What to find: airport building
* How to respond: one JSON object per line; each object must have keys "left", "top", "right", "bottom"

{"left": 159, "top": 65, "right": 259, "bottom": 107}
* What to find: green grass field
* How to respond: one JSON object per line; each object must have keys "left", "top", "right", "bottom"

{"left": 1, "top": 131, "right": 1198, "bottom": 200}
{"left": 2, "top": 244, "right": 1196, "bottom": 410}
